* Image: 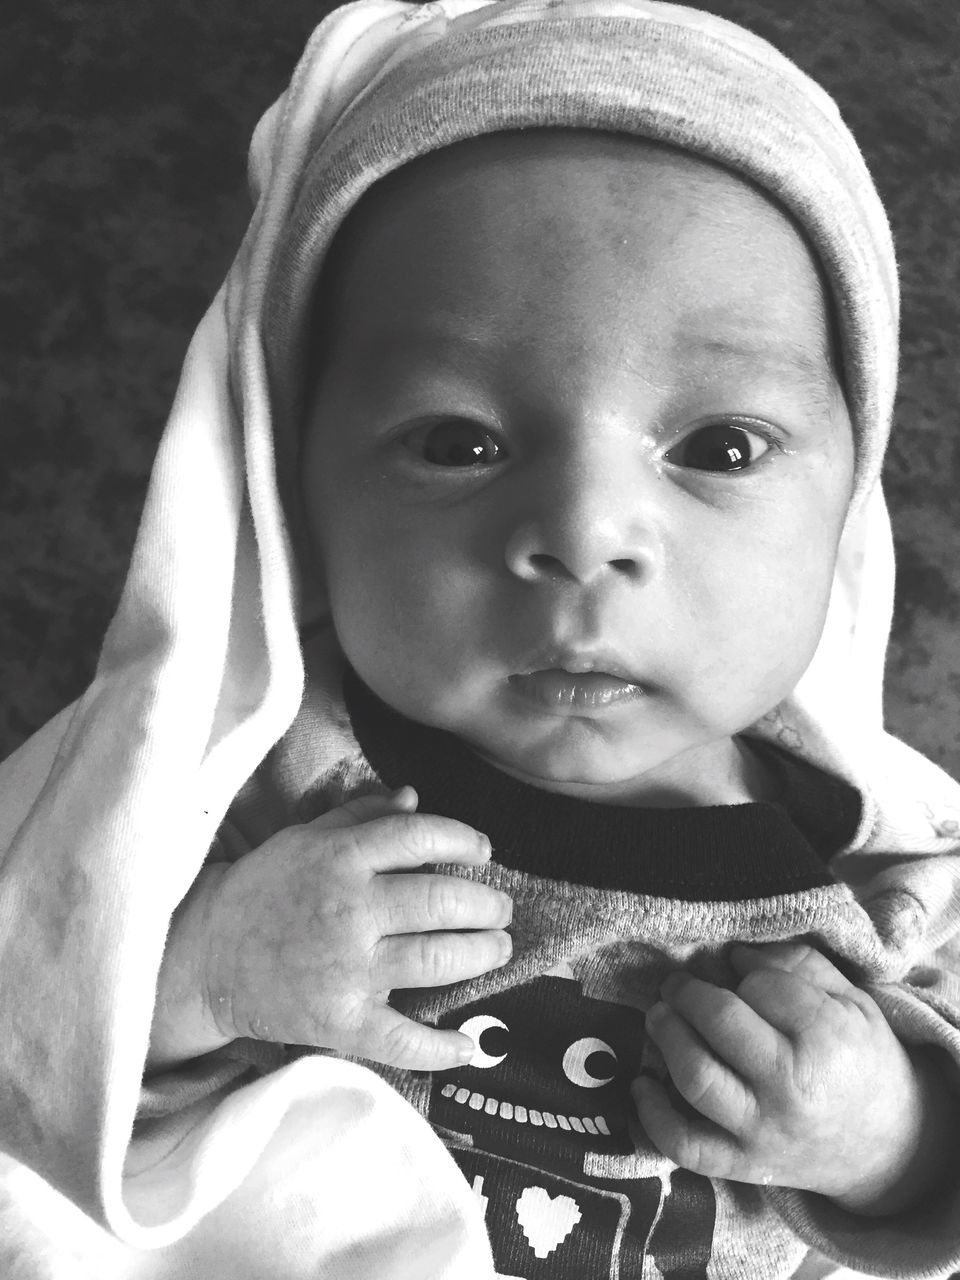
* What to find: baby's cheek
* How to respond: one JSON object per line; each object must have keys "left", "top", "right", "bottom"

{"left": 329, "top": 561, "right": 487, "bottom": 728}
{"left": 753, "top": 524, "right": 837, "bottom": 642}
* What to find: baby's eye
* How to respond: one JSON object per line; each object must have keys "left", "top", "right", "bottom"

{"left": 403, "top": 419, "right": 506, "bottom": 467}
{"left": 665, "top": 422, "right": 771, "bottom": 472}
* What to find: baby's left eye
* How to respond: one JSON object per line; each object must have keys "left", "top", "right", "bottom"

{"left": 665, "top": 423, "right": 771, "bottom": 472}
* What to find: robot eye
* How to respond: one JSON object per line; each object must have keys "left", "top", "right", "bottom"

{"left": 562, "top": 1037, "right": 618, "bottom": 1087}
{"left": 458, "top": 1014, "right": 509, "bottom": 1068}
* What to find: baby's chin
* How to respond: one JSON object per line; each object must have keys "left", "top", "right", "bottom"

{"left": 467, "top": 737, "right": 684, "bottom": 806}
{"left": 468, "top": 730, "right": 759, "bottom": 809}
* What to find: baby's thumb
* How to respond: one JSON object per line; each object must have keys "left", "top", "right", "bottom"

{"left": 360, "top": 1005, "right": 474, "bottom": 1072}
{"left": 310, "top": 786, "right": 419, "bottom": 830}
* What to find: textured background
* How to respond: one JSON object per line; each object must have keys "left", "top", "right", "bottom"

{"left": 2, "top": 0, "right": 958, "bottom": 773}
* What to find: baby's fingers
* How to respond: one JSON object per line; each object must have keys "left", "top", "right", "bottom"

{"left": 659, "top": 973, "right": 779, "bottom": 1080}
{"left": 355, "top": 1004, "right": 477, "bottom": 1071}
{"left": 376, "top": 928, "right": 512, "bottom": 991}
{"left": 632, "top": 1074, "right": 744, "bottom": 1182}
{"left": 730, "top": 942, "right": 856, "bottom": 997}
{"left": 374, "top": 872, "right": 512, "bottom": 935}
{"left": 733, "top": 965, "right": 844, "bottom": 1040}
{"left": 308, "top": 787, "right": 419, "bottom": 832}
{"left": 348, "top": 812, "right": 493, "bottom": 872}
{"left": 645, "top": 1001, "right": 756, "bottom": 1134}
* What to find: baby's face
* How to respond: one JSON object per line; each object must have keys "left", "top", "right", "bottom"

{"left": 301, "top": 130, "right": 854, "bottom": 805}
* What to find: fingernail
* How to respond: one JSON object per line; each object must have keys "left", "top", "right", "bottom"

{"left": 646, "top": 1000, "right": 667, "bottom": 1025}
{"left": 478, "top": 832, "right": 493, "bottom": 857}
{"left": 457, "top": 1039, "right": 476, "bottom": 1065}
{"left": 389, "top": 786, "right": 418, "bottom": 808}
{"left": 497, "top": 932, "right": 513, "bottom": 965}
{"left": 499, "top": 893, "right": 513, "bottom": 926}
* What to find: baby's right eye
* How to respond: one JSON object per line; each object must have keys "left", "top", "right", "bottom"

{"left": 403, "top": 419, "right": 507, "bottom": 467}
{"left": 665, "top": 421, "right": 771, "bottom": 472}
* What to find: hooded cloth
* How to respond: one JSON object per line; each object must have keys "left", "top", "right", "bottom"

{"left": 1, "top": 1, "right": 959, "bottom": 1277}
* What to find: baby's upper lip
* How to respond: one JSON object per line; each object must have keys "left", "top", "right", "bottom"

{"left": 516, "top": 646, "right": 642, "bottom": 684}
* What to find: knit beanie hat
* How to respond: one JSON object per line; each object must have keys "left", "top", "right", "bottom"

{"left": 260, "top": 0, "right": 898, "bottom": 519}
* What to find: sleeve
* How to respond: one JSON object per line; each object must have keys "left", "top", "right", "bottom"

{"left": 769, "top": 847, "right": 960, "bottom": 1278}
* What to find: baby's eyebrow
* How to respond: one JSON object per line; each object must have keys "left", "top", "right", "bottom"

{"left": 357, "top": 320, "right": 496, "bottom": 368}
{"left": 686, "top": 334, "right": 839, "bottom": 418}
{"left": 362, "top": 322, "right": 841, "bottom": 418}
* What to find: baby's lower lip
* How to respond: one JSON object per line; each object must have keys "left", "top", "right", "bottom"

{"left": 508, "top": 669, "right": 647, "bottom": 710}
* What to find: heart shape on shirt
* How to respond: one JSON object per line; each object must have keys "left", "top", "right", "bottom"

{"left": 515, "top": 1184, "right": 582, "bottom": 1259}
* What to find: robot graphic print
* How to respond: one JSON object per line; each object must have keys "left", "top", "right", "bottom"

{"left": 427, "top": 976, "right": 717, "bottom": 1279}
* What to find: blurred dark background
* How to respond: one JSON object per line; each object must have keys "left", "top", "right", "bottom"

{"left": 2, "top": 0, "right": 958, "bottom": 771}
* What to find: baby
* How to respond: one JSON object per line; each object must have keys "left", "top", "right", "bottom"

{"left": 143, "top": 18, "right": 960, "bottom": 1277}
{"left": 6, "top": 1, "right": 960, "bottom": 1277}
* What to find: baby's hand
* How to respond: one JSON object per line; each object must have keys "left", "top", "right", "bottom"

{"left": 632, "top": 942, "right": 936, "bottom": 1213}
{"left": 150, "top": 788, "right": 512, "bottom": 1072}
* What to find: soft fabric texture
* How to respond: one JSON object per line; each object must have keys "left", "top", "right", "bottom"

{"left": 1, "top": 0, "right": 959, "bottom": 1275}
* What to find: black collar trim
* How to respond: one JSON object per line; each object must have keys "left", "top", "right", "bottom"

{"left": 342, "top": 664, "right": 860, "bottom": 901}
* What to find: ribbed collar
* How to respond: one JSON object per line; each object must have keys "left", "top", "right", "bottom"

{"left": 343, "top": 666, "right": 862, "bottom": 901}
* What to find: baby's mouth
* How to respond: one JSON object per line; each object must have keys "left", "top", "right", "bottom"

{"left": 508, "top": 668, "right": 647, "bottom": 710}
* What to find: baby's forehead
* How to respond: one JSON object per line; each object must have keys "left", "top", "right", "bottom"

{"left": 348, "top": 127, "right": 772, "bottom": 232}
{"left": 316, "top": 128, "right": 838, "bottom": 382}
{"left": 330, "top": 129, "right": 824, "bottom": 295}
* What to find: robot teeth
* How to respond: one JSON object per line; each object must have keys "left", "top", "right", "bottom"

{"left": 440, "top": 1083, "right": 610, "bottom": 1135}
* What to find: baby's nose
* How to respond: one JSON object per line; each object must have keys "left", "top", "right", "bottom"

{"left": 506, "top": 540, "right": 646, "bottom": 585}
{"left": 501, "top": 436, "right": 663, "bottom": 588}
{"left": 503, "top": 480, "right": 658, "bottom": 587}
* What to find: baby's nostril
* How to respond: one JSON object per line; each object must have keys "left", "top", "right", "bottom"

{"left": 609, "top": 558, "right": 638, "bottom": 576}
{"left": 522, "top": 552, "right": 640, "bottom": 583}
{"left": 529, "top": 553, "right": 572, "bottom": 580}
